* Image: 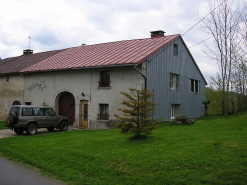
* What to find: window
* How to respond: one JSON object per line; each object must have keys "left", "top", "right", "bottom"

{"left": 171, "top": 104, "right": 180, "bottom": 118}
{"left": 174, "top": 44, "right": 178, "bottom": 56}
{"left": 99, "top": 71, "right": 110, "bottom": 87}
{"left": 190, "top": 79, "right": 200, "bottom": 93}
{"left": 35, "top": 108, "right": 44, "bottom": 116}
{"left": 44, "top": 108, "right": 56, "bottom": 116}
{"left": 83, "top": 104, "right": 88, "bottom": 121}
{"left": 25, "top": 102, "right": 32, "bottom": 105}
{"left": 6, "top": 77, "right": 9, "bottom": 82}
{"left": 10, "top": 107, "right": 20, "bottom": 116}
{"left": 22, "top": 108, "right": 33, "bottom": 116}
{"left": 170, "top": 73, "right": 179, "bottom": 91}
{"left": 98, "top": 104, "right": 109, "bottom": 120}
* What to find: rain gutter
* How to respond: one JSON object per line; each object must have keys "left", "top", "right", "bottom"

{"left": 134, "top": 64, "right": 147, "bottom": 89}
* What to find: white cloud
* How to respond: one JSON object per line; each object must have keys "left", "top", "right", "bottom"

{"left": 0, "top": 0, "right": 219, "bottom": 81}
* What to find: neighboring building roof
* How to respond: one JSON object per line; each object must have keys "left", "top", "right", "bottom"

{"left": 0, "top": 50, "right": 64, "bottom": 74}
{"left": 0, "top": 34, "right": 179, "bottom": 74}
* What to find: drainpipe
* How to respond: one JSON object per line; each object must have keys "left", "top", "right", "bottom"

{"left": 134, "top": 64, "right": 147, "bottom": 89}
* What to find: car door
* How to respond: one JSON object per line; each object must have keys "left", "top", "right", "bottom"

{"left": 33, "top": 108, "right": 47, "bottom": 128}
{"left": 43, "top": 108, "right": 59, "bottom": 127}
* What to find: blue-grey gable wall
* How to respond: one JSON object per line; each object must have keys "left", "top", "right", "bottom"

{"left": 146, "top": 37, "right": 206, "bottom": 120}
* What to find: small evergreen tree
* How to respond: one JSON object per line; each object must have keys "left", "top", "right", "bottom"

{"left": 114, "top": 88, "right": 161, "bottom": 139}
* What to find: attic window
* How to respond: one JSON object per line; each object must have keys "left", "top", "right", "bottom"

{"left": 174, "top": 44, "right": 178, "bottom": 56}
{"left": 6, "top": 77, "right": 10, "bottom": 83}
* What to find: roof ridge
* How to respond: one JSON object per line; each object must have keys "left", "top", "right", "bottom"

{"left": 70, "top": 34, "right": 181, "bottom": 49}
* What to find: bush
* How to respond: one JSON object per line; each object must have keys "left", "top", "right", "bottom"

{"left": 173, "top": 115, "right": 194, "bottom": 125}
{"left": 175, "top": 115, "right": 188, "bottom": 122}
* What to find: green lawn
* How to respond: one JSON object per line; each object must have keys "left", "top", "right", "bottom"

{"left": 0, "top": 113, "right": 246, "bottom": 185}
{"left": 0, "top": 121, "right": 7, "bottom": 130}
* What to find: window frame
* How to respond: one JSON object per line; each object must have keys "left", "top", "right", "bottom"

{"left": 171, "top": 104, "right": 180, "bottom": 119}
{"left": 22, "top": 108, "right": 33, "bottom": 116}
{"left": 170, "top": 73, "right": 179, "bottom": 91}
{"left": 99, "top": 71, "right": 111, "bottom": 87}
{"left": 190, "top": 79, "right": 200, "bottom": 93}
{"left": 98, "top": 104, "right": 109, "bottom": 120}
{"left": 174, "top": 43, "right": 178, "bottom": 56}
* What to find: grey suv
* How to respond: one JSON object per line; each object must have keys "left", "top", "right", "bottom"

{"left": 5, "top": 105, "right": 70, "bottom": 135}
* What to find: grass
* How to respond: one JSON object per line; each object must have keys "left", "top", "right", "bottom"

{"left": 0, "top": 113, "right": 246, "bottom": 185}
{"left": 0, "top": 121, "right": 7, "bottom": 130}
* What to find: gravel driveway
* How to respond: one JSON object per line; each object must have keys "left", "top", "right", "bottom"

{"left": 0, "top": 129, "right": 16, "bottom": 139}
{"left": 0, "top": 127, "right": 78, "bottom": 139}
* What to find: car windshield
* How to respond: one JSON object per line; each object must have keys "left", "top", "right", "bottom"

{"left": 9, "top": 107, "right": 20, "bottom": 116}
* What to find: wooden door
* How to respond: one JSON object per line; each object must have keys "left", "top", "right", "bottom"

{"left": 81, "top": 101, "right": 88, "bottom": 127}
{"left": 59, "top": 92, "right": 75, "bottom": 125}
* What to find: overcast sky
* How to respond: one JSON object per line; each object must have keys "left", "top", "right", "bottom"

{"left": 0, "top": 0, "right": 230, "bottom": 82}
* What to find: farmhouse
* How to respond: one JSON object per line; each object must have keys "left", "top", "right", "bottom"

{"left": 0, "top": 30, "right": 207, "bottom": 128}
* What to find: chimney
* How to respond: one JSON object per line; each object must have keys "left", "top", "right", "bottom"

{"left": 23, "top": 49, "right": 33, "bottom": 55}
{"left": 150, "top": 30, "right": 165, "bottom": 38}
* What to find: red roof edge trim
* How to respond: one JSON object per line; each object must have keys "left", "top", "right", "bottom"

{"left": 18, "top": 63, "right": 137, "bottom": 74}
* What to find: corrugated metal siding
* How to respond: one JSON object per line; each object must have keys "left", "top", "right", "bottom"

{"left": 147, "top": 38, "right": 206, "bottom": 120}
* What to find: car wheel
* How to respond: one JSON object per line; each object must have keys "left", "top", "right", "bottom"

{"left": 47, "top": 127, "right": 55, "bottom": 131}
{"left": 14, "top": 128, "right": 24, "bottom": 135}
{"left": 27, "top": 124, "right": 37, "bottom": 135}
{"left": 59, "top": 121, "right": 68, "bottom": 131}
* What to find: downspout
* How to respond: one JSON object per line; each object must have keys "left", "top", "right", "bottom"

{"left": 134, "top": 64, "right": 147, "bottom": 89}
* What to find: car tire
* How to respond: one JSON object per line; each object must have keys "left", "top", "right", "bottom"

{"left": 9, "top": 113, "right": 17, "bottom": 125}
{"left": 27, "top": 124, "right": 37, "bottom": 135}
{"left": 47, "top": 127, "right": 55, "bottom": 131}
{"left": 59, "top": 121, "right": 68, "bottom": 131}
{"left": 14, "top": 128, "right": 24, "bottom": 135}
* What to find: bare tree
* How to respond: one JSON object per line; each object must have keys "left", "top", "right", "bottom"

{"left": 201, "top": 0, "right": 246, "bottom": 115}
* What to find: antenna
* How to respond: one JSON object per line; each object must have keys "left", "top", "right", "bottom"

{"left": 28, "top": 36, "right": 31, "bottom": 49}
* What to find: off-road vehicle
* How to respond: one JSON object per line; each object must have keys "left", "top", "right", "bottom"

{"left": 5, "top": 105, "right": 70, "bottom": 135}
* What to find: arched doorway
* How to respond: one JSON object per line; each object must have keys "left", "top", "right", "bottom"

{"left": 59, "top": 92, "right": 75, "bottom": 125}
{"left": 12, "top": 101, "right": 21, "bottom": 106}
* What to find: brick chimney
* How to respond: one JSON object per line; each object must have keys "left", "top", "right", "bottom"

{"left": 23, "top": 49, "right": 33, "bottom": 55}
{"left": 150, "top": 30, "right": 165, "bottom": 38}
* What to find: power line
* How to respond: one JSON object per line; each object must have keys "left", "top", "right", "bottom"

{"left": 182, "top": 0, "right": 227, "bottom": 36}
{"left": 188, "top": 36, "right": 213, "bottom": 49}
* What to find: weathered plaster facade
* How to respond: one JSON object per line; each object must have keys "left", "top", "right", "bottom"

{"left": 23, "top": 66, "right": 144, "bottom": 129}
{"left": 0, "top": 75, "right": 24, "bottom": 120}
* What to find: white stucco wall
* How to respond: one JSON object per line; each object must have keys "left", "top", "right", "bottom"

{"left": 24, "top": 66, "right": 144, "bottom": 128}
{"left": 0, "top": 75, "right": 24, "bottom": 120}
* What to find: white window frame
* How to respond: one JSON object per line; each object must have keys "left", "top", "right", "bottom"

{"left": 170, "top": 73, "right": 179, "bottom": 91}
{"left": 171, "top": 104, "right": 180, "bottom": 119}
{"left": 190, "top": 79, "right": 200, "bottom": 93}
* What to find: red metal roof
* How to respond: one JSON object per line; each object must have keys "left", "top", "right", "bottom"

{"left": 0, "top": 34, "right": 180, "bottom": 74}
